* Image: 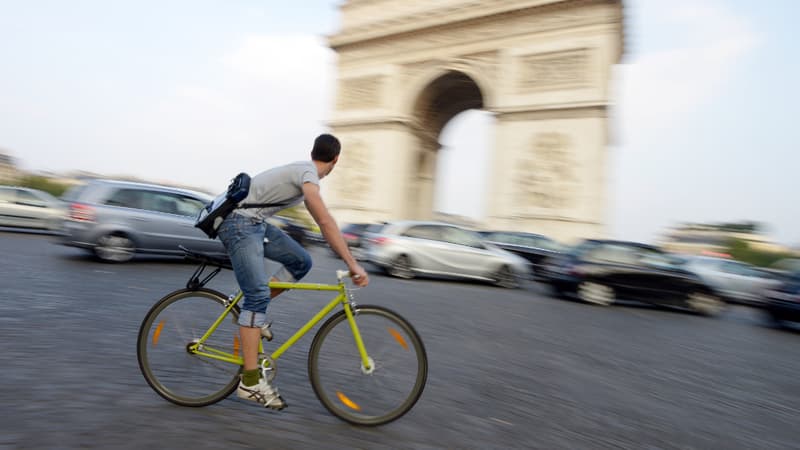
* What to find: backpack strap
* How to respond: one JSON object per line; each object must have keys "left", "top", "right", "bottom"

{"left": 237, "top": 201, "right": 291, "bottom": 209}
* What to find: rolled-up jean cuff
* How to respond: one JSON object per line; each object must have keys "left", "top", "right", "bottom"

{"left": 238, "top": 310, "right": 268, "bottom": 328}
{"left": 274, "top": 266, "right": 297, "bottom": 283}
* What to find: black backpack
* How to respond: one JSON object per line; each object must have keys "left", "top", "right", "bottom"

{"left": 194, "top": 173, "right": 288, "bottom": 239}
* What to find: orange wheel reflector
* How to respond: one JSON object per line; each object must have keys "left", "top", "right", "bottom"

{"left": 233, "top": 335, "right": 240, "bottom": 357}
{"left": 153, "top": 321, "right": 165, "bottom": 347}
{"left": 388, "top": 328, "right": 408, "bottom": 350}
{"left": 336, "top": 391, "right": 361, "bottom": 411}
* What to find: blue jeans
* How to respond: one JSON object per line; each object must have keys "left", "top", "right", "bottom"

{"left": 217, "top": 212, "right": 312, "bottom": 328}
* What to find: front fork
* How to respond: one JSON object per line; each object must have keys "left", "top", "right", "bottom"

{"left": 342, "top": 288, "right": 373, "bottom": 373}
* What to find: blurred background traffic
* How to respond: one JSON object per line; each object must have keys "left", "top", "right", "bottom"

{"left": 2, "top": 170, "right": 799, "bottom": 329}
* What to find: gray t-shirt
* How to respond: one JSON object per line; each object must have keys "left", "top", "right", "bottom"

{"left": 235, "top": 160, "right": 319, "bottom": 221}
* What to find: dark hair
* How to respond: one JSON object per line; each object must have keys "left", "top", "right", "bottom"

{"left": 311, "top": 134, "right": 341, "bottom": 162}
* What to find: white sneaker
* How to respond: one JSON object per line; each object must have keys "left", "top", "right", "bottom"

{"left": 237, "top": 378, "right": 287, "bottom": 410}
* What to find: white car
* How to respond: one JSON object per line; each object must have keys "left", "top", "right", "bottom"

{"left": 683, "top": 256, "right": 782, "bottom": 305}
{"left": 0, "top": 186, "right": 66, "bottom": 231}
{"left": 364, "top": 221, "right": 530, "bottom": 288}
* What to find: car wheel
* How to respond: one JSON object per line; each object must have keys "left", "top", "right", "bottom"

{"left": 764, "top": 311, "right": 786, "bottom": 328}
{"left": 94, "top": 233, "right": 136, "bottom": 263}
{"left": 686, "top": 292, "right": 726, "bottom": 316}
{"left": 493, "top": 265, "right": 519, "bottom": 289}
{"left": 550, "top": 284, "right": 570, "bottom": 299}
{"left": 577, "top": 281, "right": 615, "bottom": 306}
{"left": 387, "top": 255, "right": 414, "bottom": 279}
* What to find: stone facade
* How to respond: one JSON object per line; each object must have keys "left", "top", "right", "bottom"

{"left": 0, "top": 152, "right": 19, "bottom": 185}
{"left": 326, "top": 0, "right": 624, "bottom": 242}
{"left": 660, "top": 225, "right": 794, "bottom": 256}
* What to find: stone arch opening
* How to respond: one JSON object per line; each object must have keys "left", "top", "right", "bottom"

{"left": 406, "top": 70, "right": 488, "bottom": 221}
{"left": 412, "top": 70, "right": 484, "bottom": 139}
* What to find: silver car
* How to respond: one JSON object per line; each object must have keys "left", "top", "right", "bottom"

{"left": 60, "top": 179, "right": 226, "bottom": 262}
{"left": 364, "top": 221, "right": 530, "bottom": 288}
{"left": 0, "top": 186, "right": 66, "bottom": 231}
{"left": 683, "top": 256, "right": 781, "bottom": 305}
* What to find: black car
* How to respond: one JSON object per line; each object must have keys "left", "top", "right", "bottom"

{"left": 764, "top": 272, "right": 800, "bottom": 327}
{"left": 543, "top": 239, "right": 726, "bottom": 316}
{"left": 480, "top": 231, "right": 563, "bottom": 279}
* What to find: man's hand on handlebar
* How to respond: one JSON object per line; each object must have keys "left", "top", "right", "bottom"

{"left": 349, "top": 263, "right": 369, "bottom": 287}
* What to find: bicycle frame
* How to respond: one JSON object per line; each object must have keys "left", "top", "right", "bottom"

{"left": 187, "top": 279, "right": 372, "bottom": 370}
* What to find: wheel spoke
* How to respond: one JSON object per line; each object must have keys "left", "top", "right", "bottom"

{"left": 579, "top": 282, "right": 613, "bottom": 306}
{"left": 96, "top": 234, "right": 135, "bottom": 262}
{"left": 688, "top": 293, "right": 724, "bottom": 316}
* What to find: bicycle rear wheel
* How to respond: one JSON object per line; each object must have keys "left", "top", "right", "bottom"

{"left": 308, "top": 305, "right": 427, "bottom": 426}
{"left": 137, "top": 288, "right": 241, "bottom": 406}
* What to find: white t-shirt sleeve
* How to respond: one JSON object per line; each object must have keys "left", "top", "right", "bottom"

{"left": 300, "top": 167, "right": 319, "bottom": 186}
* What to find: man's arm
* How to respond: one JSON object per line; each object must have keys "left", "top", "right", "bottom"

{"left": 302, "top": 182, "right": 369, "bottom": 286}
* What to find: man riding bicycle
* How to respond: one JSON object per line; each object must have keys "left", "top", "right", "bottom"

{"left": 215, "top": 133, "right": 369, "bottom": 409}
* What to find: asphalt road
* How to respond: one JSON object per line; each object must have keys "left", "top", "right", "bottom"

{"left": 1, "top": 229, "right": 799, "bottom": 449}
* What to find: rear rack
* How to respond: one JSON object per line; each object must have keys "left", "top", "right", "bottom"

{"left": 179, "top": 246, "right": 232, "bottom": 290}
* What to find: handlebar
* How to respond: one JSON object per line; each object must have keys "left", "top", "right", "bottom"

{"left": 336, "top": 270, "right": 352, "bottom": 282}
{"left": 336, "top": 269, "right": 366, "bottom": 284}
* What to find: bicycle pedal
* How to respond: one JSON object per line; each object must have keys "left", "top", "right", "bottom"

{"left": 260, "top": 322, "right": 273, "bottom": 341}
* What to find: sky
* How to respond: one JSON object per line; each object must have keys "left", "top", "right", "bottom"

{"left": 0, "top": 0, "right": 798, "bottom": 246}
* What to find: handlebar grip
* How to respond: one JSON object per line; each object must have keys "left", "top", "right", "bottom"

{"left": 336, "top": 270, "right": 352, "bottom": 280}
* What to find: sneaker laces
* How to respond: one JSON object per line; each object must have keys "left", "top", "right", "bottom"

{"left": 259, "top": 380, "right": 279, "bottom": 397}
{"left": 242, "top": 379, "right": 280, "bottom": 404}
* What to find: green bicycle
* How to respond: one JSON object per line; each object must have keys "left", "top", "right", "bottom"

{"left": 136, "top": 248, "right": 428, "bottom": 426}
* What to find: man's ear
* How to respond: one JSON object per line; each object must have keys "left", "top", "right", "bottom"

{"left": 332, "top": 155, "right": 339, "bottom": 165}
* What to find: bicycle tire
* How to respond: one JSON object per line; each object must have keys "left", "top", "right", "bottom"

{"left": 137, "top": 288, "right": 242, "bottom": 407}
{"left": 308, "top": 305, "right": 427, "bottom": 426}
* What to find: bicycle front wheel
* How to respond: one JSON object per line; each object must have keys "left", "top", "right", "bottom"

{"left": 308, "top": 305, "right": 427, "bottom": 426}
{"left": 137, "top": 288, "right": 242, "bottom": 407}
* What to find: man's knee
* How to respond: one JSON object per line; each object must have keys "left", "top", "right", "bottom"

{"left": 296, "top": 251, "right": 312, "bottom": 279}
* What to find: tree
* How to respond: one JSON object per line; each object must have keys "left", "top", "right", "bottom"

{"left": 716, "top": 221, "right": 761, "bottom": 233}
{"left": 17, "top": 175, "right": 71, "bottom": 197}
{"left": 726, "top": 238, "right": 792, "bottom": 267}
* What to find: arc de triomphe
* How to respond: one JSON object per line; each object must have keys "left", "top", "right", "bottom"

{"left": 325, "top": 0, "right": 624, "bottom": 242}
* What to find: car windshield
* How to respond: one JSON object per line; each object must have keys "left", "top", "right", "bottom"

{"left": 16, "top": 189, "right": 48, "bottom": 206}
{"left": 486, "top": 232, "right": 559, "bottom": 250}
{"left": 636, "top": 249, "right": 681, "bottom": 269}
{"left": 29, "top": 189, "right": 60, "bottom": 204}
{"left": 0, "top": 188, "right": 13, "bottom": 202}
{"left": 342, "top": 223, "right": 369, "bottom": 235}
{"left": 60, "top": 184, "right": 87, "bottom": 202}
{"left": 441, "top": 226, "right": 484, "bottom": 248}
{"left": 402, "top": 225, "right": 441, "bottom": 240}
{"left": 585, "top": 244, "right": 639, "bottom": 265}
{"left": 365, "top": 223, "right": 385, "bottom": 234}
{"left": 772, "top": 259, "right": 800, "bottom": 272}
